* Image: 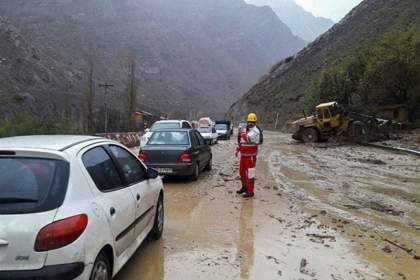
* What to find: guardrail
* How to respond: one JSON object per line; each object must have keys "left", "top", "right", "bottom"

{"left": 363, "top": 143, "right": 420, "bottom": 157}
{"left": 96, "top": 132, "right": 143, "bottom": 148}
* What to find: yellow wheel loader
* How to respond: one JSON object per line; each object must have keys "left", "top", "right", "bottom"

{"left": 290, "top": 102, "right": 382, "bottom": 143}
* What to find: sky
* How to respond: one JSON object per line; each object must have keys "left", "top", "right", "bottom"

{"left": 294, "top": 0, "right": 363, "bottom": 22}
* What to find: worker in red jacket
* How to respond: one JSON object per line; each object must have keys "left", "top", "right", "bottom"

{"left": 236, "top": 113, "right": 261, "bottom": 198}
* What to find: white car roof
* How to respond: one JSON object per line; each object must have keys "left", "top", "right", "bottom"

{"left": 155, "top": 120, "right": 188, "bottom": 123}
{"left": 0, "top": 135, "right": 103, "bottom": 151}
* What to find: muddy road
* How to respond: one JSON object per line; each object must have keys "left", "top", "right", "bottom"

{"left": 118, "top": 131, "right": 419, "bottom": 280}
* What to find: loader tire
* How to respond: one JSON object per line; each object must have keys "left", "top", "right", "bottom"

{"left": 301, "top": 128, "right": 319, "bottom": 143}
{"left": 349, "top": 121, "right": 368, "bottom": 143}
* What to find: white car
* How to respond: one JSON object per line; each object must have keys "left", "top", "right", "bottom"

{"left": 0, "top": 135, "right": 164, "bottom": 280}
{"left": 140, "top": 120, "right": 192, "bottom": 147}
{"left": 198, "top": 126, "right": 218, "bottom": 145}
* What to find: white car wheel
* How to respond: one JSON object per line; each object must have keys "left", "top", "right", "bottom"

{"left": 90, "top": 252, "right": 111, "bottom": 280}
{"left": 150, "top": 195, "right": 164, "bottom": 240}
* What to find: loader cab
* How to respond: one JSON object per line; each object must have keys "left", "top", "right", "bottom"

{"left": 315, "top": 102, "right": 341, "bottom": 129}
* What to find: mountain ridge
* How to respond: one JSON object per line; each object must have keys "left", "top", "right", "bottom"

{"left": 0, "top": 17, "right": 80, "bottom": 121}
{"left": 248, "top": 0, "right": 334, "bottom": 41}
{"left": 0, "top": 0, "right": 305, "bottom": 126}
{"left": 228, "top": 0, "right": 420, "bottom": 125}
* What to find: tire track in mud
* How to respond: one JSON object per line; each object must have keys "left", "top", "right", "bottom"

{"left": 122, "top": 138, "right": 386, "bottom": 280}
{"left": 263, "top": 131, "right": 420, "bottom": 279}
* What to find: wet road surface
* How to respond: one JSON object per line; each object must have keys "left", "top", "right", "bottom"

{"left": 118, "top": 132, "right": 419, "bottom": 280}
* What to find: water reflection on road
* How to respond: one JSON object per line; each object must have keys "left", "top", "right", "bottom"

{"left": 116, "top": 178, "right": 259, "bottom": 280}
{"left": 237, "top": 199, "right": 254, "bottom": 280}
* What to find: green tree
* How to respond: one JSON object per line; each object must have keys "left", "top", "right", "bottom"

{"left": 317, "top": 65, "right": 353, "bottom": 106}
{"left": 362, "top": 30, "right": 420, "bottom": 106}
{"left": 312, "top": 28, "right": 420, "bottom": 120}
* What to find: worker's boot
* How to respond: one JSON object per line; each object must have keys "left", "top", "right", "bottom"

{"left": 236, "top": 188, "right": 247, "bottom": 194}
{"left": 243, "top": 192, "right": 254, "bottom": 198}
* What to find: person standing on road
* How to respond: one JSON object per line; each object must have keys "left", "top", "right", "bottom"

{"left": 236, "top": 113, "right": 260, "bottom": 198}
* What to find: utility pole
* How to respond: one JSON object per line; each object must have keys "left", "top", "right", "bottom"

{"left": 274, "top": 112, "right": 279, "bottom": 130}
{"left": 99, "top": 83, "right": 114, "bottom": 133}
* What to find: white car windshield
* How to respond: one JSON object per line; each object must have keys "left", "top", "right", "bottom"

{"left": 198, "top": 127, "right": 211, "bottom": 133}
{"left": 215, "top": 124, "right": 228, "bottom": 130}
{"left": 151, "top": 122, "right": 181, "bottom": 130}
{"left": 0, "top": 157, "right": 69, "bottom": 214}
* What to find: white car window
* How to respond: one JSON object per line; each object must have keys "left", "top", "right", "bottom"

{"left": 109, "top": 145, "right": 146, "bottom": 185}
{"left": 198, "top": 127, "right": 211, "bottom": 133}
{"left": 182, "top": 122, "right": 191, "bottom": 128}
{"left": 151, "top": 122, "right": 181, "bottom": 130}
{"left": 82, "top": 147, "right": 123, "bottom": 192}
{"left": 0, "top": 157, "right": 69, "bottom": 214}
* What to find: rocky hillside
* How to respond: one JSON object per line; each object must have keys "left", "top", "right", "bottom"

{"left": 229, "top": 0, "right": 420, "bottom": 125}
{"left": 0, "top": 0, "right": 305, "bottom": 123}
{"left": 249, "top": 0, "right": 334, "bottom": 41}
{"left": 0, "top": 17, "right": 80, "bottom": 121}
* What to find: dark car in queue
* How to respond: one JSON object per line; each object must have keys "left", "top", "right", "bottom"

{"left": 139, "top": 129, "right": 212, "bottom": 180}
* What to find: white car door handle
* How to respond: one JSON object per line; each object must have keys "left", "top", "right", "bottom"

{"left": 110, "top": 207, "right": 116, "bottom": 216}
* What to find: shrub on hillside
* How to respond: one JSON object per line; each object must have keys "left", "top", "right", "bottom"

{"left": 0, "top": 116, "right": 81, "bottom": 137}
{"left": 312, "top": 29, "right": 420, "bottom": 120}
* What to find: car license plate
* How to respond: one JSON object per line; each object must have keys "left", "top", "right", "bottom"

{"left": 156, "top": 168, "right": 173, "bottom": 174}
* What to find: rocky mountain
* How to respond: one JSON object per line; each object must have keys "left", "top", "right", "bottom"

{"left": 229, "top": 0, "right": 420, "bottom": 125}
{"left": 0, "top": 17, "right": 80, "bottom": 121}
{"left": 248, "top": 0, "right": 334, "bottom": 41}
{"left": 0, "top": 0, "right": 305, "bottom": 125}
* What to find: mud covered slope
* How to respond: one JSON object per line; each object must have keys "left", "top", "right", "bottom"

{"left": 249, "top": 0, "right": 334, "bottom": 41}
{"left": 0, "top": 0, "right": 305, "bottom": 118}
{"left": 0, "top": 18, "right": 79, "bottom": 120}
{"left": 229, "top": 0, "right": 420, "bottom": 124}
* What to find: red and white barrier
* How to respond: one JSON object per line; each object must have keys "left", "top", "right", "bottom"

{"left": 96, "top": 132, "right": 143, "bottom": 148}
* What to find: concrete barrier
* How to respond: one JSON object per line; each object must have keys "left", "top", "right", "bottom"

{"left": 96, "top": 132, "right": 143, "bottom": 148}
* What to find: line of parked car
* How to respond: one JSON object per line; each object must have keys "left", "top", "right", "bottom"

{"left": 138, "top": 119, "right": 232, "bottom": 180}
{"left": 0, "top": 119, "right": 233, "bottom": 280}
